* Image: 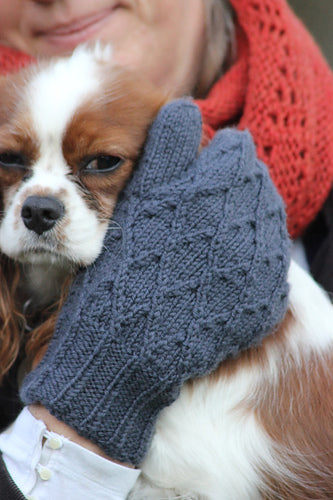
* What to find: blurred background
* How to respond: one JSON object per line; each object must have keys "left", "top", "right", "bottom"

{"left": 288, "top": 0, "right": 333, "bottom": 67}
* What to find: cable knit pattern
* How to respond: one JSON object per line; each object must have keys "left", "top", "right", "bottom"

{"left": 21, "top": 100, "right": 290, "bottom": 465}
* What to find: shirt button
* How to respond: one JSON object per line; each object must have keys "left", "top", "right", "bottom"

{"left": 47, "top": 436, "right": 63, "bottom": 450}
{"left": 38, "top": 466, "right": 52, "bottom": 481}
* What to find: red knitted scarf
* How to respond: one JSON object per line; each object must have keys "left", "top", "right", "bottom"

{"left": 0, "top": 0, "right": 333, "bottom": 237}
{"left": 197, "top": 0, "right": 333, "bottom": 238}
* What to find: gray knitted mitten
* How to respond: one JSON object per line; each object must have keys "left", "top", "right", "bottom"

{"left": 21, "top": 100, "right": 290, "bottom": 465}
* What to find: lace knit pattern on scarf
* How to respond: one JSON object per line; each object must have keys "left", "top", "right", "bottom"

{"left": 196, "top": 0, "right": 333, "bottom": 238}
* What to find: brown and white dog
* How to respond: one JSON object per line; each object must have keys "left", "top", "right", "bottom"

{"left": 0, "top": 46, "right": 332, "bottom": 500}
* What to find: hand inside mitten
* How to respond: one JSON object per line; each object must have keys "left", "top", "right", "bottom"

{"left": 21, "top": 100, "right": 290, "bottom": 465}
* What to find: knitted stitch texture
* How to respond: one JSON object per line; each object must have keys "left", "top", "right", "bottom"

{"left": 1, "top": 0, "right": 332, "bottom": 238}
{"left": 21, "top": 100, "right": 290, "bottom": 465}
{"left": 196, "top": 0, "right": 333, "bottom": 239}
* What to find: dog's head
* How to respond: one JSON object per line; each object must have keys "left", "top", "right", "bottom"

{"left": 0, "top": 45, "right": 167, "bottom": 270}
{"left": 0, "top": 44, "right": 168, "bottom": 380}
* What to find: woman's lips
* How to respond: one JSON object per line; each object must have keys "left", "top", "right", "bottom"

{"left": 35, "top": 7, "right": 119, "bottom": 50}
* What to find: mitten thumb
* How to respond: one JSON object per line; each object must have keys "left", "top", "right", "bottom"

{"left": 134, "top": 99, "right": 203, "bottom": 195}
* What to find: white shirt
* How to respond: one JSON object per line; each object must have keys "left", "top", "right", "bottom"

{"left": 0, "top": 407, "right": 140, "bottom": 500}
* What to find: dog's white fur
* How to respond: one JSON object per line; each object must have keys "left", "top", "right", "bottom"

{"left": 1, "top": 47, "right": 333, "bottom": 499}
{"left": 130, "top": 261, "right": 333, "bottom": 499}
{"left": 0, "top": 46, "right": 112, "bottom": 271}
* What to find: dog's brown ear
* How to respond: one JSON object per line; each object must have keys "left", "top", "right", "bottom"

{"left": 0, "top": 69, "right": 31, "bottom": 126}
{"left": 0, "top": 74, "right": 16, "bottom": 126}
{"left": 0, "top": 255, "right": 22, "bottom": 385}
{"left": 0, "top": 75, "right": 9, "bottom": 115}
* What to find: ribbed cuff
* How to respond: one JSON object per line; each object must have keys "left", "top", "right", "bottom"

{"left": 21, "top": 357, "right": 180, "bottom": 466}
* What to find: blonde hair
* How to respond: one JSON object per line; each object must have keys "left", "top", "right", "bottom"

{"left": 195, "top": 0, "right": 235, "bottom": 97}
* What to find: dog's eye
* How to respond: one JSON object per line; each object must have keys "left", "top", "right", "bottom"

{"left": 0, "top": 152, "right": 26, "bottom": 169}
{"left": 82, "top": 155, "right": 123, "bottom": 173}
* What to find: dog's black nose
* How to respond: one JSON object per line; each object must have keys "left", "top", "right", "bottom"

{"left": 21, "top": 195, "right": 65, "bottom": 235}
